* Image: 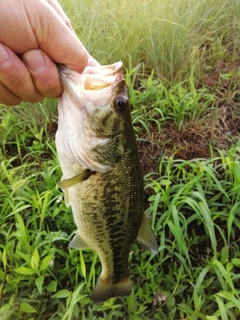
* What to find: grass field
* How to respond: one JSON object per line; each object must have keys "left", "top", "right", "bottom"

{"left": 0, "top": 0, "right": 240, "bottom": 319}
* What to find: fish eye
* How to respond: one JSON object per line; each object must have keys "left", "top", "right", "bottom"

{"left": 114, "top": 95, "right": 128, "bottom": 112}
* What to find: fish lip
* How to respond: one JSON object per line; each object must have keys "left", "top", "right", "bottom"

{"left": 58, "top": 61, "right": 123, "bottom": 79}
{"left": 83, "top": 61, "right": 123, "bottom": 76}
{"left": 58, "top": 62, "right": 124, "bottom": 92}
{"left": 58, "top": 61, "right": 122, "bottom": 74}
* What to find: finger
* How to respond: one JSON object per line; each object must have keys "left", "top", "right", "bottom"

{"left": 43, "top": 1, "right": 101, "bottom": 68}
{"left": 87, "top": 55, "right": 101, "bottom": 67}
{"left": 0, "top": 43, "right": 44, "bottom": 103}
{"left": 0, "top": 82, "right": 21, "bottom": 106}
{"left": 22, "top": 49, "right": 62, "bottom": 98}
{"left": 45, "top": 0, "right": 73, "bottom": 30}
{"left": 31, "top": 1, "right": 89, "bottom": 72}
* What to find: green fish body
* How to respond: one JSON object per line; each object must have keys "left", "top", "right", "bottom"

{"left": 56, "top": 62, "right": 157, "bottom": 303}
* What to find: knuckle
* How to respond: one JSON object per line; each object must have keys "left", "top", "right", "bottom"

{"left": 7, "top": 72, "right": 27, "bottom": 87}
{"left": 0, "top": 81, "right": 22, "bottom": 106}
{"left": 0, "top": 63, "right": 27, "bottom": 87}
{"left": 36, "top": 77, "right": 62, "bottom": 97}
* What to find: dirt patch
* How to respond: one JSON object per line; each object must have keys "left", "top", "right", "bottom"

{"left": 137, "top": 63, "right": 240, "bottom": 176}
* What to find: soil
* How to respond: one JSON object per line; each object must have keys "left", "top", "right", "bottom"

{"left": 137, "top": 61, "right": 240, "bottom": 177}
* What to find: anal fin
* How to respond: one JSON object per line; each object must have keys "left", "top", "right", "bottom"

{"left": 69, "top": 233, "right": 90, "bottom": 249}
{"left": 135, "top": 215, "right": 158, "bottom": 254}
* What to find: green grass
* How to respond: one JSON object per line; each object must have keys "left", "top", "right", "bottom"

{"left": 59, "top": 0, "right": 240, "bottom": 81}
{"left": 1, "top": 82, "right": 240, "bottom": 319}
{"left": 129, "top": 69, "right": 216, "bottom": 133}
{"left": 1, "top": 0, "right": 240, "bottom": 319}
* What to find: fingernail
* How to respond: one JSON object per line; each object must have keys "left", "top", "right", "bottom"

{"left": 0, "top": 44, "right": 11, "bottom": 69}
{"left": 23, "top": 50, "right": 46, "bottom": 73}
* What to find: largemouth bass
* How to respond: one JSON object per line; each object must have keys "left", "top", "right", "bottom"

{"left": 55, "top": 62, "right": 158, "bottom": 303}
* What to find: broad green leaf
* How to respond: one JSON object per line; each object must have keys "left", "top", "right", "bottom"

{"left": 216, "top": 291, "right": 240, "bottom": 309}
{"left": 35, "top": 275, "right": 44, "bottom": 295}
{"left": 80, "top": 251, "right": 86, "bottom": 280}
{"left": 31, "top": 248, "right": 40, "bottom": 271}
{"left": 18, "top": 252, "right": 31, "bottom": 266}
{"left": 0, "top": 303, "right": 11, "bottom": 315}
{"left": 39, "top": 254, "right": 54, "bottom": 272}
{"left": 20, "top": 302, "right": 36, "bottom": 313}
{"left": 231, "top": 258, "right": 240, "bottom": 267}
{"left": 15, "top": 212, "right": 28, "bottom": 237}
{"left": 214, "top": 295, "right": 228, "bottom": 320}
{"left": 14, "top": 267, "right": 36, "bottom": 275}
{"left": 220, "top": 246, "right": 229, "bottom": 264}
{"left": 46, "top": 280, "right": 57, "bottom": 293}
{"left": 0, "top": 269, "right": 5, "bottom": 280}
{"left": 51, "top": 289, "right": 71, "bottom": 299}
{"left": 226, "top": 262, "right": 233, "bottom": 272}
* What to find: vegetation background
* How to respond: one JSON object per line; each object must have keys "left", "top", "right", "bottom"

{"left": 0, "top": 0, "right": 240, "bottom": 319}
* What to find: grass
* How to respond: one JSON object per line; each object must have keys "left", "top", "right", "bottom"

{"left": 1, "top": 0, "right": 240, "bottom": 319}
{"left": 0, "top": 86, "right": 240, "bottom": 319}
{"left": 59, "top": 0, "right": 240, "bottom": 81}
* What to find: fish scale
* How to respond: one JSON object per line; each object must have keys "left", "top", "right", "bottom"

{"left": 56, "top": 62, "right": 158, "bottom": 303}
{"left": 70, "top": 169, "right": 135, "bottom": 284}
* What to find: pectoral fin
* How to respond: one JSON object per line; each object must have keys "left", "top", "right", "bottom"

{"left": 58, "top": 169, "right": 91, "bottom": 189}
{"left": 69, "top": 233, "right": 90, "bottom": 249}
{"left": 135, "top": 215, "right": 158, "bottom": 254}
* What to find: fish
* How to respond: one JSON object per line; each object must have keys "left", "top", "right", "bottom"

{"left": 55, "top": 61, "right": 158, "bottom": 303}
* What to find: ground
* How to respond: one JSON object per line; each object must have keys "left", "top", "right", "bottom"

{"left": 138, "top": 61, "right": 240, "bottom": 177}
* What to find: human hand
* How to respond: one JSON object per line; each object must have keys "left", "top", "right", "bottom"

{"left": 0, "top": 0, "right": 99, "bottom": 106}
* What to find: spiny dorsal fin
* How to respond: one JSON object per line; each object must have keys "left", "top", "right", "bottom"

{"left": 58, "top": 169, "right": 91, "bottom": 189}
{"left": 135, "top": 215, "right": 158, "bottom": 254}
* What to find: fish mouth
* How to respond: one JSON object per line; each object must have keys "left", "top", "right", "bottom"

{"left": 58, "top": 62, "right": 123, "bottom": 91}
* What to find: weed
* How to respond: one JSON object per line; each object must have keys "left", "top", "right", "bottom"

{"left": 59, "top": 0, "right": 240, "bottom": 81}
{"left": 0, "top": 0, "right": 240, "bottom": 318}
{"left": 1, "top": 98, "right": 240, "bottom": 318}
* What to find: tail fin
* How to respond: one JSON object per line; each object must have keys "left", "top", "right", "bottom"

{"left": 92, "top": 276, "right": 132, "bottom": 303}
